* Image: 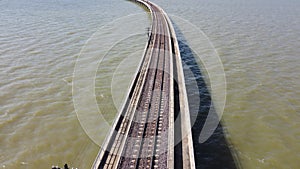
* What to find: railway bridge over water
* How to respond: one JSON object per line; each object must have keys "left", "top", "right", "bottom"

{"left": 93, "top": 1, "right": 195, "bottom": 168}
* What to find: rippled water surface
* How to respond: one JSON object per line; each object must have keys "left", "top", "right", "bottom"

{"left": 152, "top": 0, "right": 300, "bottom": 168}
{"left": 1, "top": 0, "right": 300, "bottom": 168}
{"left": 0, "top": 0, "right": 149, "bottom": 168}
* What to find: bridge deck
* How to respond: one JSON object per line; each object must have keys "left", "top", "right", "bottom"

{"left": 92, "top": 1, "right": 195, "bottom": 169}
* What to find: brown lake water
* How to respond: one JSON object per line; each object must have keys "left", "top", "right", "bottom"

{"left": 0, "top": 0, "right": 299, "bottom": 168}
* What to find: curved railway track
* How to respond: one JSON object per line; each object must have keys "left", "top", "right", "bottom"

{"left": 92, "top": 1, "right": 195, "bottom": 169}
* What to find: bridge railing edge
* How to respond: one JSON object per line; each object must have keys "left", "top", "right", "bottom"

{"left": 160, "top": 6, "right": 196, "bottom": 169}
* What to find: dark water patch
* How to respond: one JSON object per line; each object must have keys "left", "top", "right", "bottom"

{"left": 173, "top": 22, "right": 240, "bottom": 169}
